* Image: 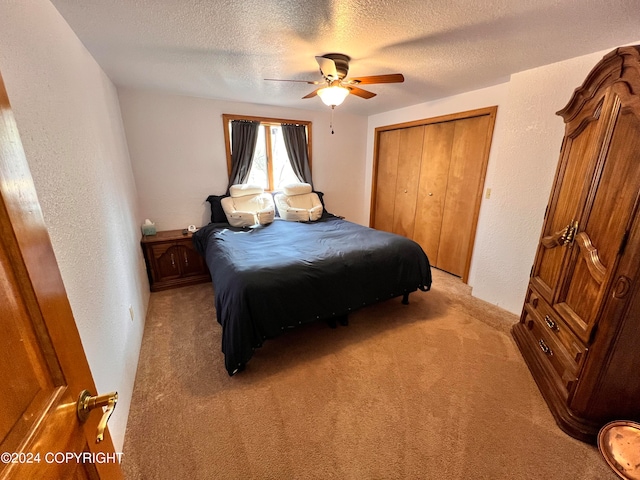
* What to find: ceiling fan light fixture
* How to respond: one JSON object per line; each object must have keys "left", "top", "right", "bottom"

{"left": 317, "top": 85, "right": 349, "bottom": 106}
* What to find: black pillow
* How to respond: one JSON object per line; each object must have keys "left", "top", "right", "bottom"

{"left": 313, "top": 190, "right": 335, "bottom": 218}
{"left": 314, "top": 190, "right": 326, "bottom": 208}
{"left": 206, "top": 194, "right": 229, "bottom": 223}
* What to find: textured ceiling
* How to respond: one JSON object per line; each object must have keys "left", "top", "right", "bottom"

{"left": 51, "top": 0, "right": 640, "bottom": 116}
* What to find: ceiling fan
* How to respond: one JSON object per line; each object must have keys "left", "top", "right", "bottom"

{"left": 265, "top": 53, "right": 404, "bottom": 107}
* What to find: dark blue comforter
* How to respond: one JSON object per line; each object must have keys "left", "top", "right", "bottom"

{"left": 193, "top": 217, "right": 431, "bottom": 375}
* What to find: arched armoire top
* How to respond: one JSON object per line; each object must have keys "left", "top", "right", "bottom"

{"left": 557, "top": 45, "right": 640, "bottom": 122}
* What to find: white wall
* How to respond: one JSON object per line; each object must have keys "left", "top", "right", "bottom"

{"left": 118, "top": 88, "right": 369, "bottom": 230}
{"left": 0, "top": 0, "right": 148, "bottom": 451}
{"left": 467, "top": 51, "right": 614, "bottom": 313}
{"left": 365, "top": 45, "right": 637, "bottom": 314}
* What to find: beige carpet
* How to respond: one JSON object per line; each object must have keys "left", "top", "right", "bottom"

{"left": 122, "top": 269, "right": 615, "bottom": 479}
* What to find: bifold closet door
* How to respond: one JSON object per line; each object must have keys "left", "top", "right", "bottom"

{"left": 409, "top": 115, "right": 492, "bottom": 277}
{"left": 373, "top": 126, "right": 424, "bottom": 237}
{"left": 413, "top": 122, "right": 455, "bottom": 267}
{"left": 392, "top": 126, "right": 425, "bottom": 238}
{"left": 372, "top": 129, "right": 399, "bottom": 233}
{"left": 436, "top": 115, "right": 492, "bottom": 277}
{"left": 372, "top": 107, "right": 496, "bottom": 281}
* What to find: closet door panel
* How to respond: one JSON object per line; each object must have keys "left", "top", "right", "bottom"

{"left": 437, "top": 115, "right": 490, "bottom": 277}
{"left": 392, "top": 126, "right": 425, "bottom": 238}
{"left": 373, "top": 130, "right": 400, "bottom": 233}
{"left": 413, "top": 122, "right": 455, "bottom": 265}
{"left": 555, "top": 89, "right": 640, "bottom": 342}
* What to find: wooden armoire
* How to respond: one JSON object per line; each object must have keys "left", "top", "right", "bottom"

{"left": 512, "top": 46, "right": 640, "bottom": 442}
{"left": 370, "top": 107, "right": 497, "bottom": 281}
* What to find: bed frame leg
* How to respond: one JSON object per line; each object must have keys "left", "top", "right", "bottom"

{"left": 402, "top": 293, "right": 410, "bottom": 305}
{"left": 327, "top": 314, "right": 349, "bottom": 328}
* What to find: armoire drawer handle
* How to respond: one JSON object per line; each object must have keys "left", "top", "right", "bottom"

{"left": 544, "top": 315, "right": 558, "bottom": 331}
{"left": 538, "top": 339, "right": 553, "bottom": 356}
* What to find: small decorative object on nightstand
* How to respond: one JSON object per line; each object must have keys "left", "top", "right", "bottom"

{"left": 141, "top": 229, "right": 210, "bottom": 291}
{"left": 141, "top": 218, "right": 156, "bottom": 236}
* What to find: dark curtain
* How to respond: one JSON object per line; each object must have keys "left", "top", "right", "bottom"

{"left": 281, "top": 124, "right": 313, "bottom": 186}
{"left": 227, "top": 120, "right": 260, "bottom": 191}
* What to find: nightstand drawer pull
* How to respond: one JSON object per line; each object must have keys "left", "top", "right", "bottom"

{"left": 544, "top": 315, "right": 558, "bottom": 331}
{"left": 538, "top": 339, "right": 553, "bottom": 356}
{"left": 184, "top": 252, "right": 189, "bottom": 266}
{"left": 170, "top": 253, "right": 175, "bottom": 267}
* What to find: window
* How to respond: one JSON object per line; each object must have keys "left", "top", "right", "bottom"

{"left": 247, "top": 125, "right": 300, "bottom": 190}
{"left": 223, "top": 114, "right": 312, "bottom": 191}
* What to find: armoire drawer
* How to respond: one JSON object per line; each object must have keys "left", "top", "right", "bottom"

{"left": 524, "top": 288, "right": 587, "bottom": 371}
{"left": 521, "top": 307, "right": 579, "bottom": 396}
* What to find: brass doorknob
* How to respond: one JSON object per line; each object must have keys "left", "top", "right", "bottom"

{"left": 77, "top": 390, "right": 118, "bottom": 443}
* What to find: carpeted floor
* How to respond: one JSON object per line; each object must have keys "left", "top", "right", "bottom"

{"left": 122, "top": 269, "right": 616, "bottom": 479}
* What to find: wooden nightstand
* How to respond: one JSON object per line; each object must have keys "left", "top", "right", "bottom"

{"left": 141, "top": 229, "right": 210, "bottom": 291}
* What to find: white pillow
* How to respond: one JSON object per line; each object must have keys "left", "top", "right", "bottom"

{"left": 282, "top": 183, "right": 312, "bottom": 196}
{"left": 229, "top": 184, "right": 264, "bottom": 197}
{"left": 221, "top": 187, "right": 275, "bottom": 227}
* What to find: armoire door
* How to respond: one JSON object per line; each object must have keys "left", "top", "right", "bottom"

{"left": 371, "top": 107, "right": 497, "bottom": 282}
{"left": 552, "top": 83, "right": 640, "bottom": 344}
{"left": 529, "top": 94, "right": 607, "bottom": 305}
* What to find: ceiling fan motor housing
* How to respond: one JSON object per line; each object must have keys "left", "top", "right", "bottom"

{"left": 322, "top": 53, "right": 350, "bottom": 79}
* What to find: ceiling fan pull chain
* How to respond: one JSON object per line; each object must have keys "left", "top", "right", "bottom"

{"left": 330, "top": 105, "right": 335, "bottom": 134}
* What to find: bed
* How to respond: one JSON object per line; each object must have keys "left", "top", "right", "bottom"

{"left": 193, "top": 215, "right": 432, "bottom": 375}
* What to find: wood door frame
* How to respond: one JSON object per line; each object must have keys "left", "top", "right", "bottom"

{"left": 370, "top": 106, "right": 498, "bottom": 283}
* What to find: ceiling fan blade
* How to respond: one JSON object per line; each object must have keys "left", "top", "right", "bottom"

{"left": 346, "top": 74, "right": 405, "bottom": 85}
{"left": 315, "top": 56, "right": 338, "bottom": 80}
{"left": 302, "top": 88, "right": 321, "bottom": 99}
{"left": 264, "top": 78, "right": 323, "bottom": 84}
{"left": 347, "top": 86, "right": 377, "bottom": 99}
